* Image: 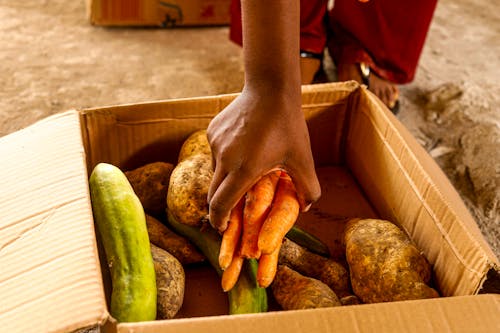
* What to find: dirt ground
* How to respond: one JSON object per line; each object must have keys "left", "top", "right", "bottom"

{"left": 1, "top": 0, "right": 498, "bottom": 264}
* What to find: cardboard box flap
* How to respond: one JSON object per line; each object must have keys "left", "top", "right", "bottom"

{"left": 111, "top": 294, "right": 500, "bottom": 333}
{"left": 344, "top": 87, "right": 500, "bottom": 296}
{"left": 0, "top": 111, "right": 107, "bottom": 333}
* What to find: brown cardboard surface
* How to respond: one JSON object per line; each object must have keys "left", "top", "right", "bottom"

{"left": 112, "top": 294, "right": 500, "bottom": 333}
{"left": 87, "top": 0, "right": 231, "bottom": 27}
{"left": 0, "top": 111, "right": 107, "bottom": 333}
{"left": 343, "top": 87, "right": 499, "bottom": 295}
{"left": 1, "top": 82, "right": 499, "bottom": 333}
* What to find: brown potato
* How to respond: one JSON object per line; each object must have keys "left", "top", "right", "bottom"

{"left": 146, "top": 214, "right": 205, "bottom": 265}
{"left": 151, "top": 243, "right": 185, "bottom": 319}
{"left": 177, "top": 129, "right": 211, "bottom": 163}
{"left": 344, "top": 218, "right": 440, "bottom": 303}
{"left": 125, "top": 162, "right": 174, "bottom": 215}
{"left": 272, "top": 265, "right": 342, "bottom": 310}
{"left": 166, "top": 154, "right": 213, "bottom": 227}
{"left": 278, "top": 238, "right": 351, "bottom": 298}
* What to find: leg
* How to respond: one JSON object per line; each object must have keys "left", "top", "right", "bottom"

{"left": 327, "top": 0, "right": 438, "bottom": 109}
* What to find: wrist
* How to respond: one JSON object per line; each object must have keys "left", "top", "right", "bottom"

{"left": 243, "top": 80, "right": 302, "bottom": 108}
{"left": 245, "top": 63, "right": 301, "bottom": 91}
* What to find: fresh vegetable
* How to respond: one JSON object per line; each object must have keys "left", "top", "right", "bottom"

{"left": 146, "top": 214, "right": 205, "bottom": 265}
{"left": 177, "top": 129, "right": 212, "bottom": 163}
{"left": 241, "top": 170, "right": 281, "bottom": 259}
{"left": 344, "top": 218, "right": 440, "bottom": 303}
{"left": 219, "top": 198, "right": 244, "bottom": 270}
{"left": 167, "top": 153, "right": 213, "bottom": 227}
{"left": 89, "top": 163, "right": 157, "bottom": 322}
{"left": 221, "top": 253, "right": 245, "bottom": 292}
{"left": 272, "top": 265, "right": 342, "bottom": 310}
{"left": 150, "top": 244, "right": 185, "bottom": 319}
{"left": 258, "top": 173, "right": 300, "bottom": 255}
{"left": 285, "top": 225, "right": 330, "bottom": 257}
{"left": 166, "top": 210, "right": 268, "bottom": 314}
{"left": 256, "top": 245, "right": 281, "bottom": 288}
{"left": 278, "top": 238, "right": 351, "bottom": 297}
{"left": 124, "top": 161, "right": 174, "bottom": 215}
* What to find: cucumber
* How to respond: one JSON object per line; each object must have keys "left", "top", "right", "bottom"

{"left": 89, "top": 163, "right": 157, "bottom": 322}
{"left": 286, "top": 226, "right": 330, "bottom": 257}
{"left": 166, "top": 209, "right": 268, "bottom": 314}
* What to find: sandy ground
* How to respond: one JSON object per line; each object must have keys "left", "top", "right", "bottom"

{"left": 1, "top": 0, "right": 498, "bottom": 274}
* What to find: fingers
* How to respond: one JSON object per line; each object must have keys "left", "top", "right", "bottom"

{"left": 209, "top": 168, "right": 258, "bottom": 233}
{"left": 207, "top": 162, "right": 225, "bottom": 206}
{"left": 285, "top": 162, "right": 321, "bottom": 213}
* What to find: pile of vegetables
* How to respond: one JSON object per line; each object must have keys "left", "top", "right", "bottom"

{"left": 88, "top": 129, "right": 440, "bottom": 323}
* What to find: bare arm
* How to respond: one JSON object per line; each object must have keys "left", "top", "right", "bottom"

{"left": 207, "top": 0, "right": 321, "bottom": 232}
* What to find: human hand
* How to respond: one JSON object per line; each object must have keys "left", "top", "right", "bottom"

{"left": 206, "top": 87, "right": 321, "bottom": 232}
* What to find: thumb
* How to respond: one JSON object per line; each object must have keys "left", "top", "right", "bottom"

{"left": 286, "top": 168, "right": 321, "bottom": 212}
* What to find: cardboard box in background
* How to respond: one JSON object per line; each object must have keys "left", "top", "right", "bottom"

{"left": 0, "top": 82, "right": 499, "bottom": 333}
{"left": 87, "top": 0, "right": 231, "bottom": 27}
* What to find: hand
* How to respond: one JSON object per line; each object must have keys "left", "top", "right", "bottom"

{"left": 206, "top": 86, "right": 321, "bottom": 232}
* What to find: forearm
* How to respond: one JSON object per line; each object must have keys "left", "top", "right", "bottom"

{"left": 241, "top": 0, "right": 301, "bottom": 97}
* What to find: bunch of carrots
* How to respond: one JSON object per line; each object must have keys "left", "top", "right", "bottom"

{"left": 218, "top": 170, "right": 300, "bottom": 292}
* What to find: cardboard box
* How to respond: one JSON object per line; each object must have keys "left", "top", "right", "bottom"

{"left": 0, "top": 82, "right": 499, "bottom": 333}
{"left": 87, "top": 0, "right": 231, "bottom": 27}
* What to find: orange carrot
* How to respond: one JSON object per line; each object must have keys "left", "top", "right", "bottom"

{"left": 257, "top": 172, "right": 300, "bottom": 255}
{"left": 221, "top": 254, "right": 245, "bottom": 292}
{"left": 257, "top": 245, "right": 281, "bottom": 288}
{"left": 219, "top": 198, "right": 244, "bottom": 270}
{"left": 240, "top": 170, "right": 281, "bottom": 259}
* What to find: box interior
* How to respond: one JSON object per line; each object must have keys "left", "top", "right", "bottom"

{"left": 79, "top": 82, "right": 500, "bottom": 323}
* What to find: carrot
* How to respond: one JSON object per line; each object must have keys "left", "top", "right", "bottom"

{"left": 257, "top": 245, "right": 281, "bottom": 288}
{"left": 258, "top": 172, "right": 300, "bottom": 255}
{"left": 219, "top": 198, "right": 244, "bottom": 270}
{"left": 221, "top": 254, "right": 245, "bottom": 292}
{"left": 240, "top": 170, "right": 281, "bottom": 259}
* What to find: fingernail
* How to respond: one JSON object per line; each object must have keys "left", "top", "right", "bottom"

{"left": 301, "top": 202, "right": 312, "bottom": 213}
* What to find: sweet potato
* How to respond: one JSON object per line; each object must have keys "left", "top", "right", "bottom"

{"left": 278, "top": 238, "right": 351, "bottom": 298}
{"left": 344, "top": 218, "right": 440, "bottom": 303}
{"left": 151, "top": 243, "right": 185, "bottom": 319}
{"left": 177, "top": 129, "right": 212, "bottom": 163}
{"left": 125, "top": 161, "right": 174, "bottom": 215}
{"left": 272, "top": 265, "right": 341, "bottom": 310}
{"left": 146, "top": 214, "right": 205, "bottom": 265}
{"left": 167, "top": 153, "right": 213, "bottom": 227}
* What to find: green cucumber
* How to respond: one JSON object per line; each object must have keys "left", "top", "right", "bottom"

{"left": 286, "top": 226, "right": 330, "bottom": 257}
{"left": 89, "top": 163, "right": 157, "bottom": 322}
{"left": 166, "top": 209, "right": 267, "bottom": 314}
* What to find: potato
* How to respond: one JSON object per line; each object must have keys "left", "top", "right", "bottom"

{"left": 272, "top": 265, "right": 342, "bottom": 310}
{"left": 125, "top": 162, "right": 174, "bottom": 215}
{"left": 167, "top": 154, "right": 213, "bottom": 227}
{"left": 151, "top": 244, "right": 185, "bottom": 319}
{"left": 278, "top": 238, "right": 351, "bottom": 298}
{"left": 177, "top": 129, "right": 211, "bottom": 163}
{"left": 146, "top": 214, "right": 205, "bottom": 265}
{"left": 344, "top": 218, "right": 440, "bottom": 303}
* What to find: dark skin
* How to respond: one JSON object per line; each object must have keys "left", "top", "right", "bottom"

{"left": 207, "top": 0, "right": 321, "bottom": 232}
